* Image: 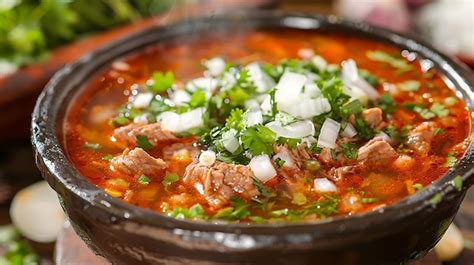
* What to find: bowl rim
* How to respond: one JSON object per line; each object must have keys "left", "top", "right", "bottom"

{"left": 31, "top": 10, "right": 474, "bottom": 234}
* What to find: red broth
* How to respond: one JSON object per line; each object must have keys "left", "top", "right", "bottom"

{"left": 62, "top": 29, "right": 471, "bottom": 222}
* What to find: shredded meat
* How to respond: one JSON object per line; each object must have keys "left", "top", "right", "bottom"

{"left": 182, "top": 162, "right": 259, "bottom": 209}
{"left": 319, "top": 148, "right": 336, "bottom": 164}
{"left": 328, "top": 166, "right": 357, "bottom": 182}
{"left": 111, "top": 147, "right": 167, "bottom": 176}
{"left": 362, "top": 108, "right": 383, "bottom": 128}
{"left": 357, "top": 137, "right": 398, "bottom": 167}
{"left": 406, "top": 122, "right": 436, "bottom": 156}
{"left": 113, "top": 122, "right": 177, "bottom": 147}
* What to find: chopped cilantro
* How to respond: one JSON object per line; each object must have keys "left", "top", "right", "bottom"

{"left": 360, "top": 197, "right": 379, "bottom": 204}
{"left": 276, "top": 137, "right": 300, "bottom": 149}
{"left": 340, "top": 143, "right": 358, "bottom": 160}
{"left": 138, "top": 175, "right": 150, "bottom": 185}
{"left": 169, "top": 204, "right": 206, "bottom": 219}
{"left": 330, "top": 149, "right": 337, "bottom": 161}
{"left": 430, "top": 102, "right": 449, "bottom": 118}
{"left": 225, "top": 108, "right": 245, "bottom": 131}
{"left": 412, "top": 183, "right": 423, "bottom": 191}
{"left": 102, "top": 154, "right": 114, "bottom": 161}
{"left": 291, "top": 192, "right": 307, "bottom": 206}
{"left": 443, "top": 97, "right": 457, "bottom": 106}
{"left": 84, "top": 142, "right": 100, "bottom": 150}
{"left": 269, "top": 88, "right": 278, "bottom": 118}
{"left": 274, "top": 157, "right": 285, "bottom": 168}
{"left": 398, "top": 80, "right": 420, "bottom": 92}
{"left": 241, "top": 125, "right": 276, "bottom": 156}
{"left": 444, "top": 151, "right": 457, "bottom": 167}
{"left": 189, "top": 89, "right": 206, "bottom": 108}
{"left": 341, "top": 99, "right": 363, "bottom": 116}
{"left": 136, "top": 135, "right": 153, "bottom": 150}
{"left": 148, "top": 71, "right": 174, "bottom": 93}
{"left": 378, "top": 93, "right": 396, "bottom": 115}
{"left": 451, "top": 175, "right": 462, "bottom": 192}
{"left": 162, "top": 172, "right": 179, "bottom": 189}
{"left": 366, "top": 50, "right": 412, "bottom": 72}
{"left": 213, "top": 196, "right": 250, "bottom": 220}
{"left": 253, "top": 178, "right": 276, "bottom": 198}
{"left": 433, "top": 128, "right": 445, "bottom": 136}
{"left": 429, "top": 193, "right": 442, "bottom": 205}
{"left": 358, "top": 69, "right": 379, "bottom": 86}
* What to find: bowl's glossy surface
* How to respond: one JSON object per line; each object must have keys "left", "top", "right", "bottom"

{"left": 32, "top": 11, "right": 474, "bottom": 265}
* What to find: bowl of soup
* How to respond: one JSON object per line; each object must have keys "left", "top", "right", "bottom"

{"left": 32, "top": 11, "right": 473, "bottom": 265}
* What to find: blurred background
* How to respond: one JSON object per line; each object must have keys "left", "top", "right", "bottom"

{"left": 0, "top": 0, "right": 472, "bottom": 264}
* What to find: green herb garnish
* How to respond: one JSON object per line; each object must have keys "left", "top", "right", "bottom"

{"left": 452, "top": 175, "right": 462, "bottom": 192}
{"left": 84, "top": 142, "right": 100, "bottom": 150}
{"left": 162, "top": 172, "right": 179, "bottom": 189}
{"left": 136, "top": 135, "right": 153, "bottom": 150}
{"left": 102, "top": 154, "right": 114, "bottom": 161}
{"left": 134, "top": 176, "right": 150, "bottom": 186}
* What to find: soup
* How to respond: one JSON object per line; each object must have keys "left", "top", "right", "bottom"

{"left": 62, "top": 29, "right": 471, "bottom": 223}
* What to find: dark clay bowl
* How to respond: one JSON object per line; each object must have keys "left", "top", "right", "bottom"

{"left": 32, "top": 11, "right": 474, "bottom": 265}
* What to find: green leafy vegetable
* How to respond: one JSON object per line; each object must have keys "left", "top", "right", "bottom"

{"left": 429, "top": 193, "right": 442, "bottom": 205}
{"left": 378, "top": 93, "right": 396, "bottom": 115}
{"left": 138, "top": 175, "right": 150, "bottom": 185}
{"left": 274, "top": 157, "right": 285, "bottom": 168}
{"left": 84, "top": 142, "right": 100, "bottom": 150}
{"left": 162, "top": 172, "right": 179, "bottom": 188}
{"left": 360, "top": 197, "right": 378, "bottom": 204}
{"left": 451, "top": 175, "right": 462, "bottom": 192}
{"left": 241, "top": 125, "right": 276, "bottom": 156}
{"left": 366, "top": 50, "right": 412, "bottom": 72}
{"left": 169, "top": 204, "right": 207, "bottom": 219}
{"left": 136, "top": 135, "right": 153, "bottom": 150}
{"left": 340, "top": 143, "right": 358, "bottom": 160}
{"left": 189, "top": 89, "right": 206, "bottom": 108}
{"left": 430, "top": 102, "right": 449, "bottom": 118}
{"left": 398, "top": 80, "right": 420, "bottom": 92}
{"left": 412, "top": 183, "right": 423, "bottom": 191}
{"left": 444, "top": 151, "right": 457, "bottom": 167}
{"left": 102, "top": 154, "right": 114, "bottom": 161}
{"left": 149, "top": 71, "right": 174, "bottom": 93}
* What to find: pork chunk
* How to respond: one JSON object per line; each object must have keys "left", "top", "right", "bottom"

{"left": 111, "top": 148, "right": 166, "bottom": 176}
{"left": 406, "top": 122, "right": 436, "bottom": 156}
{"left": 113, "top": 122, "right": 177, "bottom": 147}
{"left": 358, "top": 138, "right": 398, "bottom": 167}
{"left": 183, "top": 162, "right": 259, "bottom": 208}
{"left": 362, "top": 108, "right": 383, "bottom": 128}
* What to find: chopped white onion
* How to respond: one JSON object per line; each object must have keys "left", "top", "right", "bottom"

{"left": 283, "top": 97, "right": 331, "bottom": 119}
{"left": 178, "top": 108, "right": 205, "bottom": 132}
{"left": 249, "top": 155, "right": 277, "bottom": 182}
{"left": 244, "top": 109, "right": 263, "bottom": 127}
{"left": 133, "top": 114, "right": 149, "bottom": 124}
{"left": 170, "top": 90, "right": 191, "bottom": 106}
{"left": 266, "top": 120, "right": 315, "bottom": 139}
{"left": 314, "top": 178, "right": 337, "bottom": 193}
{"left": 341, "top": 123, "right": 358, "bottom": 138}
{"left": 221, "top": 129, "right": 240, "bottom": 153}
{"left": 298, "top": 48, "right": 315, "bottom": 59}
{"left": 244, "top": 99, "right": 260, "bottom": 110}
{"left": 246, "top": 62, "right": 276, "bottom": 93}
{"left": 343, "top": 85, "right": 369, "bottom": 106}
{"left": 10, "top": 181, "right": 65, "bottom": 242}
{"left": 317, "top": 118, "right": 341, "bottom": 149}
{"left": 341, "top": 59, "right": 379, "bottom": 101}
{"left": 186, "top": 77, "right": 218, "bottom": 93}
{"left": 311, "top": 55, "right": 328, "bottom": 71}
{"left": 303, "top": 82, "right": 321, "bottom": 98}
{"left": 273, "top": 150, "right": 296, "bottom": 168}
{"left": 199, "top": 150, "right": 216, "bottom": 166}
{"left": 275, "top": 72, "right": 307, "bottom": 106}
{"left": 260, "top": 95, "right": 271, "bottom": 113}
{"left": 301, "top": 136, "right": 317, "bottom": 147}
{"left": 159, "top": 108, "right": 204, "bottom": 133}
{"left": 203, "top": 57, "right": 226, "bottom": 76}
{"left": 132, "top": 93, "right": 154, "bottom": 108}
